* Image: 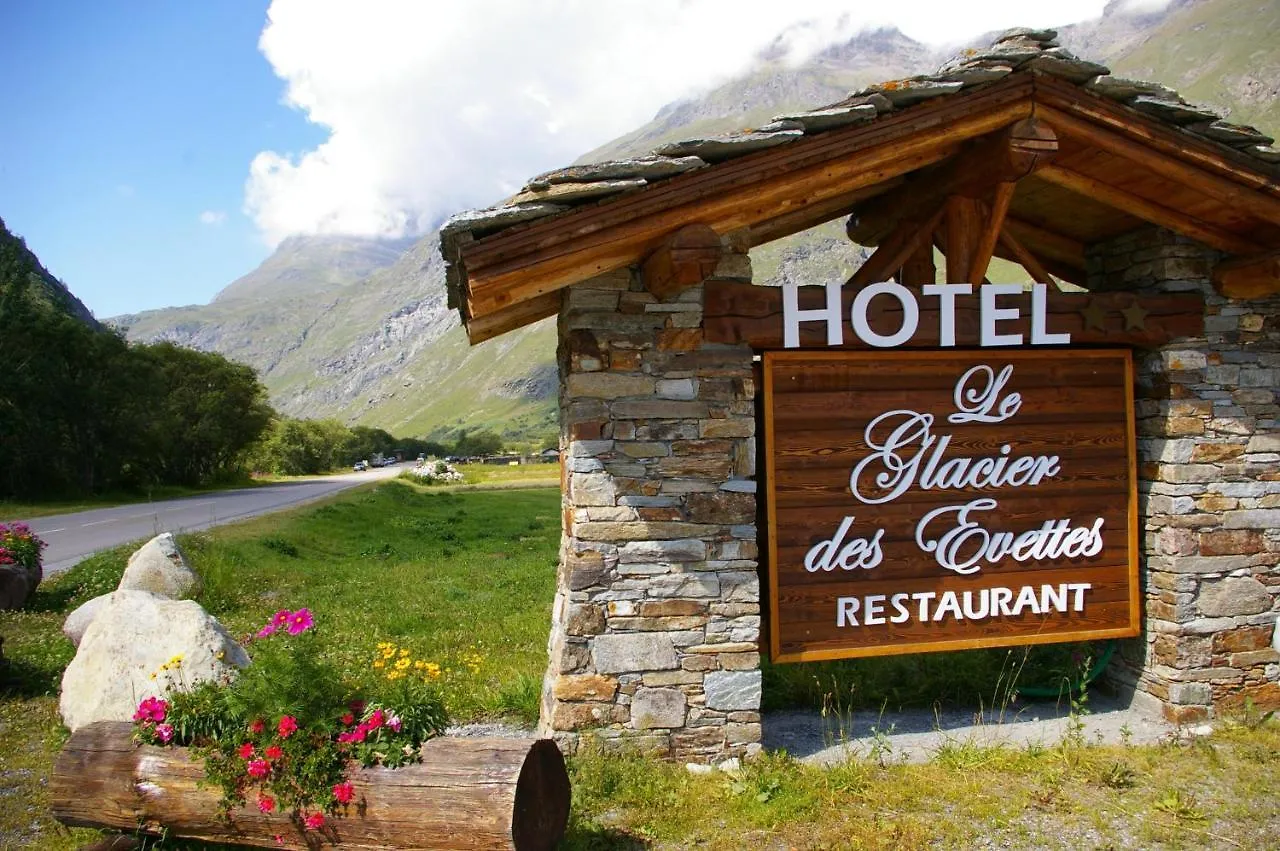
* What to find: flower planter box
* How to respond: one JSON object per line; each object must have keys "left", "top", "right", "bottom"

{"left": 51, "top": 722, "right": 569, "bottom": 851}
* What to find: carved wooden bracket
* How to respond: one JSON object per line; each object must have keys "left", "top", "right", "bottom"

{"left": 1213, "top": 249, "right": 1280, "bottom": 299}
{"left": 641, "top": 223, "right": 724, "bottom": 300}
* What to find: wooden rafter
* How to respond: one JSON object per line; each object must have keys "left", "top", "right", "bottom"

{"left": 1037, "top": 164, "right": 1264, "bottom": 255}
{"left": 848, "top": 207, "right": 946, "bottom": 286}
{"left": 998, "top": 226, "right": 1061, "bottom": 290}
{"left": 970, "top": 182, "right": 1016, "bottom": 282}
{"left": 944, "top": 195, "right": 984, "bottom": 283}
{"left": 746, "top": 181, "right": 900, "bottom": 247}
{"left": 899, "top": 241, "right": 936, "bottom": 286}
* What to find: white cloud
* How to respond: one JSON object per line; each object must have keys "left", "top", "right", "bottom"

{"left": 246, "top": 0, "right": 1111, "bottom": 246}
{"left": 199, "top": 210, "right": 227, "bottom": 226}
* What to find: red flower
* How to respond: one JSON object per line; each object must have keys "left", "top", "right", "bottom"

{"left": 238, "top": 742, "right": 255, "bottom": 760}
{"left": 277, "top": 715, "right": 298, "bottom": 738}
{"left": 367, "top": 709, "right": 385, "bottom": 729}
{"left": 247, "top": 759, "right": 270, "bottom": 778}
{"left": 304, "top": 811, "right": 325, "bottom": 830}
{"left": 333, "top": 781, "right": 355, "bottom": 804}
{"left": 340, "top": 712, "right": 355, "bottom": 726}
{"left": 133, "top": 696, "right": 168, "bottom": 724}
{"left": 249, "top": 718, "right": 266, "bottom": 735}
{"left": 257, "top": 794, "right": 276, "bottom": 813}
{"left": 264, "top": 744, "right": 283, "bottom": 760}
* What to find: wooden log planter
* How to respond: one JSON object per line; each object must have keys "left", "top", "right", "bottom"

{"left": 51, "top": 722, "right": 570, "bottom": 851}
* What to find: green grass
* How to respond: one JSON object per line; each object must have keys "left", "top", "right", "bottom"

{"left": 4, "top": 480, "right": 1277, "bottom": 849}
{"left": 0, "top": 481, "right": 561, "bottom": 848}
{"left": 564, "top": 721, "right": 1280, "bottom": 849}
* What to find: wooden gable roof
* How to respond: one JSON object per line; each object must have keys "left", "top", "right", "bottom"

{"left": 441, "top": 29, "right": 1280, "bottom": 344}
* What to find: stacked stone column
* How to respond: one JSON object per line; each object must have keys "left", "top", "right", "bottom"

{"left": 539, "top": 245, "right": 761, "bottom": 761}
{"left": 1088, "top": 227, "right": 1280, "bottom": 722}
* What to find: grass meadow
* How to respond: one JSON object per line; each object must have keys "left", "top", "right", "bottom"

{"left": 1, "top": 479, "right": 1277, "bottom": 849}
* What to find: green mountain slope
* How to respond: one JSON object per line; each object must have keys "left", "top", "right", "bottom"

{"left": 0, "top": 217, "right": 99, "bottom": 327}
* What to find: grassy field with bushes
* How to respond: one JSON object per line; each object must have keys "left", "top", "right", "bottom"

{"left": 1, "top": 479, "right": 1276, "bottom": 849}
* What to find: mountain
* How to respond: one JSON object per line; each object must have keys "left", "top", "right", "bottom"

{"left": 115, "top": 0, "right": 1276, "bottom": 446}
{"left": 0, "top": 217, "right": 99, "bottom": 327}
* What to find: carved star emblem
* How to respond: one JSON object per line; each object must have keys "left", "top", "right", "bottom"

{"left": 1120, "top": 300, "right": 1149, "bottom": 331}
{"left": 1080, "top": 300, "right": 1109, "bottom": 332}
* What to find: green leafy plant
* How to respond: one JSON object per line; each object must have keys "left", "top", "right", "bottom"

{"left": 132, "top": 608, "right": 447, "bottom": 838}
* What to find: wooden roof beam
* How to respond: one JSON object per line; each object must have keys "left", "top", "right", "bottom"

{"left": 1213, "top": 249, "right": 1280, "bottom": 299}
{"left": 641, "top": 224, "right": 724, "bottom": 301}
{"left": 466, "top": 290, "right": 560, "bottom": 344}
{"left": 847, "top": 117, "right": 1057, "bottom": 246}
{"left": 462, "top": 81, "right": 1038, "bottom": 320}
{"left": 745, "top": 181, "right": 900, "bottom": 247}
{"left": 1036, "top": 102, "right": 1280, "bottom": 227}
{"left": 1037, "top": 164, "right": 1264, "bottom": 255}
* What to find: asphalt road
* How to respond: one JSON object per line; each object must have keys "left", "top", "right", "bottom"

{"left": 21, "top": 464, "right": 408, "bottom": 576}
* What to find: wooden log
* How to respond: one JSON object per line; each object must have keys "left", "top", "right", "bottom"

{"left": 51, "top": 722, "right": 570, "bottom": 851}
{"left": 641, "top": 223, "right": 723, "bottom": 300}
{"left": 1213, "top": 249, "right": 1280, "bottom": 299}
{"left": 702, "top": 280, "right": 1204, "bottom": 350}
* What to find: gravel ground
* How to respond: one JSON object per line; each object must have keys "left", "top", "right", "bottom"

{"left": 764, "top": 691, "right": 1180, "bottom": 764}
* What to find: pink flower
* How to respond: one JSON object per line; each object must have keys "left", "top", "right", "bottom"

{"left": 386, "top": 712, "right": 402, "bottom": 733}
{"left": 367, "top": 709, "right": 384, "bottom": 729}
{"left": 155, "top": 724, "right": 175, "bottom": 744}
{"left": 257, "top": 794, "right": 276, "bottom": 813}
{"left": 249, "top": 718, "right": 266, "bottom": 735}
{"left": 133, "top": 697, "right": 168, "bottom": 724}
{"left": 238, "top": 742, "right": 255, "bottom": 760}
{"left": 304, "top": 811, "right": 325, "bottom": 830}
{"left": 286, "top": 608, "right": 314, "bottom": 635}
{"left": 264, "top": 744, "right": 283, "bottom": 760}
{"left": 247, "top": 759, "right": 270, "bottom": 778}
{"left": 333, "top": 781, "right": 355, "bottom": 804}
{"left": 277, "top": 715, "right": 298, "bottom": 738}
{"left": 273, "top": 835, "right": 284, "bottom": 845}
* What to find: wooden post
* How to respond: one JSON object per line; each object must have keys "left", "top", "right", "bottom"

{"left": 900, "top": 241, "right": 936, "bottom": 286}
{"left": 944, "top": 196, "right": 982, "bottom": 284}
{"left": 50, "top": 722, "right": 570, "bottom": 851}
{"left": 969, "top": 182, "right": 1016, "bottom": 283}
{"left": 1212, "top": 249, "right": 1280, "bottom": 299}
{"left": 641, "top": 223, "right": 723, "bottom": 301}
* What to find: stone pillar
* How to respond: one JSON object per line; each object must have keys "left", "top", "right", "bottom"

{"left": 1088, "top": 227, "right": 1280, "bottom": 722}
{"left": 539, "top": 245, "right": 761, "bottom": 762}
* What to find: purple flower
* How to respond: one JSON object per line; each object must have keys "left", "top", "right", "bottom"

{"left": 287, "top": 608, "right": 314, "bottom": 635}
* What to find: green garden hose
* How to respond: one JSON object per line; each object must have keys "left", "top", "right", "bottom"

{"left": 1015, "top": 640, "right": 1118, "bottom": 699}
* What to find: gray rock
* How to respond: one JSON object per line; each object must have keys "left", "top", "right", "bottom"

{"left": 1186, "top": 121, "right": 1274, "bottom": 148}
{"left": 1245, "top": 144, "right": 1280, "bottom": 163}
{"left": 1023, "top": 49, "right": 1109, "bottom": 85}
{"left": 1129, "top": 96, "right": 1222, "bottom": 125}
{"left": 1084, "top": 76, "right": 1178, "bottom": 102}
{"left": 439, "top": 202, "right": 568, "bottom": 239}
{"left": 841, "top": 92, "right": 894, "bottom": 114}
{"left": 993, "top": 27, "right": 1057, "bottom": 44}
{"left": 59, "top": 594, "right": 249, "bottom": 732}
{"left": 961, "top": 41, "right": 1046, "bottom": 67}
{"left": 506, "top": 178, "right": 647, "bottom": 206}
{"left": 117, "top": 533, "right": 200, "bottom": 599}
{"left": 618, "top": 538, "right": 706, "bottom": 563}
{"left": 1198, "top": 577, "right": 1272, "bottom": 618}
{"left": 1224, "top": 509, "right": 1280, "bottom": 529}
{"left": 653, "top": 130, "right": 804, "bottom": 163}
{"left": 757, "top": 119, "right": 805, "bottom": 132}
{"left": 704, "top": 670, "right": 762, "bottom": 711}
{"left": 631, "top": 687, "right": 687, "bottom": 729}
{"left": 593, "top": 633, "right": 678, "bottom": 674}
{"left": 770, "top": 103, "right": 877, "bottom": 133}
{"left": 865, "top": 79, "right": 964, "bottom": 108}
{"left": 0, "top": 557, "right": 40, "bottom": 611}
{"left": 527, "top": 156, "right": 704, "bottom": 188}
{"left": 937, "top": 63, "right": 1014, "bottom": 86}
{"left": 63, "top": 590, "right": 165, "bottom": 647}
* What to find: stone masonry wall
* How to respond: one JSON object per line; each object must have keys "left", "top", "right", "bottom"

{"left": 539, "top": 245, "right": 762, "bottom": 762}
{"left": 1088, "top": 227, "right": 1280, "bottom": 722}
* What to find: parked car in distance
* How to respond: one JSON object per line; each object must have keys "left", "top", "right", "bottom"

{"left": 353, "top": 460, "right": 369, "bottom": 471}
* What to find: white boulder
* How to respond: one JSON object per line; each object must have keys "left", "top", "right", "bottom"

{"left": 59, "top": 593, "right": 248, "bottom": 732}
{"left": 63, "top": 590, "right": 163, "bottom": 648}
{"left": 117, "top": 533, "right": 200, "bottom": 599}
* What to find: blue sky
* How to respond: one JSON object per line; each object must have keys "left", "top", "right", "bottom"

{"left": 1, "top": 1, "right": 320, "bottom": 317}
{"left": 3, "top": 1, "right": 1117, "bottom": 320}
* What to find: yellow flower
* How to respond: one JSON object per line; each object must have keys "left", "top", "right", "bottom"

{"left": 373, "top": 659, "right": 385, "bottom": 669}
{"left": 394, "top": 657, "right": 412, "bottom": 671}
{"left": 413, "top": 660, "right": 426, "bottom": 670}
{"left": 399, "top": 648, "right": 411, "bottom": 658}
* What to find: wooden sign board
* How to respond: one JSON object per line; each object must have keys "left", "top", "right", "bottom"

{"left": 763, "top": 349, "right": 1139, "bottom": 663}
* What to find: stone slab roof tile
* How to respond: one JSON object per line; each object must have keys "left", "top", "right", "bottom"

{"left": 506, "top": 178, "right": 648, "bottom": 206}
{"left": 526, "top": 156, "right": 705, "bottom": 189}
{"left": 652, "top": 129, "right": 805, "bottom": 162}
